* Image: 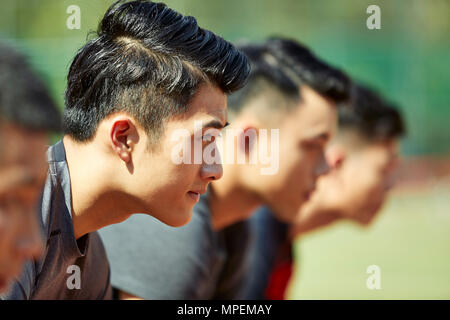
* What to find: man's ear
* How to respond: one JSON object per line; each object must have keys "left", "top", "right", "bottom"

{"left": 326, "top": 144, "right": 346, "bottom": 170}
{"left": 238, "top": 126, "right": 258, "bottom": 157}
{"left": 110, "top": 117, "right": 137, "bottom": 164}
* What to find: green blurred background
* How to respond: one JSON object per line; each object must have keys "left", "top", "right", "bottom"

{"left": 1, "top": 0, "right": 449, "bottom": 299}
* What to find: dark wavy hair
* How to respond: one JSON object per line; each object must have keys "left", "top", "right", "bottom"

{"left": 64, "top": 0, "right": 249, "bottom": 143}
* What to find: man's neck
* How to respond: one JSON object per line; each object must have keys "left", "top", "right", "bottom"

{"left": 63, "top": 136, "right": 132, "bottom": 239}
{"left": 209, "top": 165, "right": 262, "bottom": 231}
{"left": 291, "top": 197, "right": 340, "bottom": 238}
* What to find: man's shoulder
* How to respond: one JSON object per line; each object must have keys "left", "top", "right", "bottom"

{"left": 29, "top": 230, "right": 111, "bottom": 299}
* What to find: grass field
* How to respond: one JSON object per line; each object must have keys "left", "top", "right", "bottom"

{"left": 289, "top": 186, "right": 450, "bottom": 299}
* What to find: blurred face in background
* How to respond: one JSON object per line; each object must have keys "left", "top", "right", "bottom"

{"left": 330, "top": 137, "right": 400, "bottom": 224}
{"left": 0, "top": 122, "right": 46, "bottom": 293}
{"left": 242, "top": 85, "right": 337, "bottom": 223}
{"left": 306, "top": 134, "right": 400, "bottom": 226}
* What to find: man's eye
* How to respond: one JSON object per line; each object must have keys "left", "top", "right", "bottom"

{"left": 302, "top": 141, "right": 319, "bottom": 150}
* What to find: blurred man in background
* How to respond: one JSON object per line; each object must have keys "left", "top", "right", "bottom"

{"left": 241, "top": 83, "right": 406, "bottom": 299}
{"left": 99, "top": 37, "right": 351, "bottom": 299}
{"left": 0, "top": 42, "right": 61, "bottom": 294}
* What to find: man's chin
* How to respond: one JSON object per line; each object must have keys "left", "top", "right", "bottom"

{"left": 355, "top": 211, "right": 377, "bottom": 226}
{"left": 157, "top": 209, "right": 193, "bottom": 228}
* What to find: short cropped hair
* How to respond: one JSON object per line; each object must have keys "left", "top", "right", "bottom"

{"left": 228, "top": 37, "right": 351, "bottom": 115}
{"left": 338, "top": 83, "right": 406, "bottom": 142}
{"left": 64, "top": 0, "right": 250, "bottom": 143}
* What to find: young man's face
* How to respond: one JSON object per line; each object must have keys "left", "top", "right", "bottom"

{"left": 331, "top": 139, "right": 399, "bottom": 225}
{"left": 0, "top": 123, "right": 45, "bottom": 293}
{"left": 126, "top": 84, "right": 227, "bottom": 227}
{"left": 248, "top": 85, "right": 337, "bottom": 223}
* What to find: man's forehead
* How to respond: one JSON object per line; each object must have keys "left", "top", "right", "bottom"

{"left": 175, "top": 84, "right": 228, "bottom": 124}
{"left": 353, "top": 140, "right": 399, "bottom": 164}
{"left": 189, "top": 83, "right": 226, "bottom": 109}
{"left": 171, "top": 107, "right": 227, "bottom": 129}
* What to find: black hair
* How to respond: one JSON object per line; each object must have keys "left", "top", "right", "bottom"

{"left": 264, "top": 37, "right": 351, "bottom": 103}
{"left": 338, "top": 83, "right": 406, "bottom": 142}
{"left": 63, "top": 0, "right": 249, "bottom": 143}
{"left": 228, "top": 37, "right": 351, "bottom": 115}
{"left": 227, "top": 42, "right": 299, "bottom": 115}
{"left": 0, "top": 42, "right": 61, "bottom": 132}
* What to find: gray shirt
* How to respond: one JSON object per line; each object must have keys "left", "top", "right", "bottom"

{"left": 99, "top": 191, "right": 251, "bottom": 299}
{"left": 2, "top": 140, "right": 112, "bottom": 299}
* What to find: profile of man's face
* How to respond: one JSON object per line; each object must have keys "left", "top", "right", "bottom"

{"left": 249, "top": 85, "right": 337, "bottom": 223}
{"left": 335, "top": 139, "right": 400, "bottom": 225}
{"left": 125, "top": 83, "right": 227, "bottom": 227}
{"left": 0, "top": 122, "right": 46, "bottom": 293}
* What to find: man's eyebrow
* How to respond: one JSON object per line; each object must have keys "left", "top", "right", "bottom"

{"left": 309, "top": 132, "right": 330, "bottom": 141}
{"left": 202, "top": 119, "right": 229, "bottom": 130}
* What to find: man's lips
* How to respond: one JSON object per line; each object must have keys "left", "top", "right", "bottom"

{"left": 187, "top": 191, "right": 200, "bottom": 202}
{"left": 187, "top": 188, "right": 207, "bottom": 203}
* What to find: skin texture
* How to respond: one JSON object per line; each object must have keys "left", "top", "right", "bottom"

{"left": 63, "top": 82, "right": 227, "bottom": 240}
{"left": 291, "top": 134, "right": 400, "bottom": 237}
{"left": 0, "top": 123, "right": 46, "bottom": 293}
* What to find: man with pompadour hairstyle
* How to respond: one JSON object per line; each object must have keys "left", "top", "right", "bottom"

{"left": 3, "top": 0, "right": 249, "bottom": 300}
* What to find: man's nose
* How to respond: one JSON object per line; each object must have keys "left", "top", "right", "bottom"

{"left": 315, "top": 151, "right": 331, "bottom": 178}
{"left": 200, "top": 163, "right": 224, "bottom": 182}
